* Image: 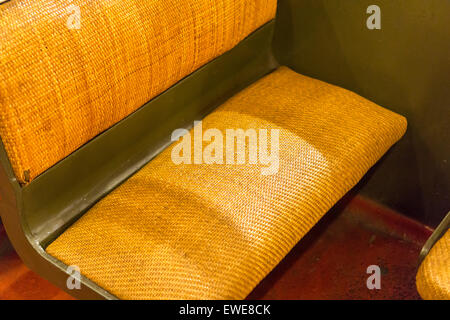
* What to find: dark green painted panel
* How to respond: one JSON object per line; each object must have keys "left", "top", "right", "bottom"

{"left": 273, "top": 0, "right": 450, "bottom": 227}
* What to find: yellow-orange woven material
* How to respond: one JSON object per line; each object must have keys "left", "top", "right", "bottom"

{"left": 0, "top": 0, "right": 277, "bottom": 184}
{"left": 416, "top": 230, "right": 450, "bottom": 300}
{"left": 46, "top": 67, "right": 407, "bottom": 299}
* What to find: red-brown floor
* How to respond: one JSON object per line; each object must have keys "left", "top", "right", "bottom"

{"left": 249, "top": 195, "right": 432, "bottom": 299}
{"left": 0, "top": 195, "right": 432, "bottom": 300}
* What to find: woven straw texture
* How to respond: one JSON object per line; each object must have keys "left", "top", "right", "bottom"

{"left": 416, "top": 230, "right": 450, "bottom": 300}
{"left": 47, "top": 67, "right": 407, "bottom": 299}
{"left": 0, "top": 0, "right": 277, "bottom": 184}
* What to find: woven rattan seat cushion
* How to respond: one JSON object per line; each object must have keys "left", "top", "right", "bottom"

{"left": 416, "top": 230, "right": 450, "bottom": 300}
{"left": 46, "top": 67, "right": 407, "bottom": 299}
{"left": 0, "top": 0, "right": 277, "bottom": 183}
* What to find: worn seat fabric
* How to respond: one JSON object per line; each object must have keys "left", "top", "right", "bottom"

{"left": 46, "top": 67, "right": 407, "bottom": 299}
{"left": 416, "top": 230, "right": 450, "bottom": 300}
{"left": 0, "top": 0, "right": 277, "bottom": 184}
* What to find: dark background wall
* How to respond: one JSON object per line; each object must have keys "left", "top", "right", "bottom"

{"left": 273, "top": 0, "right": 449, "bottom": 227}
